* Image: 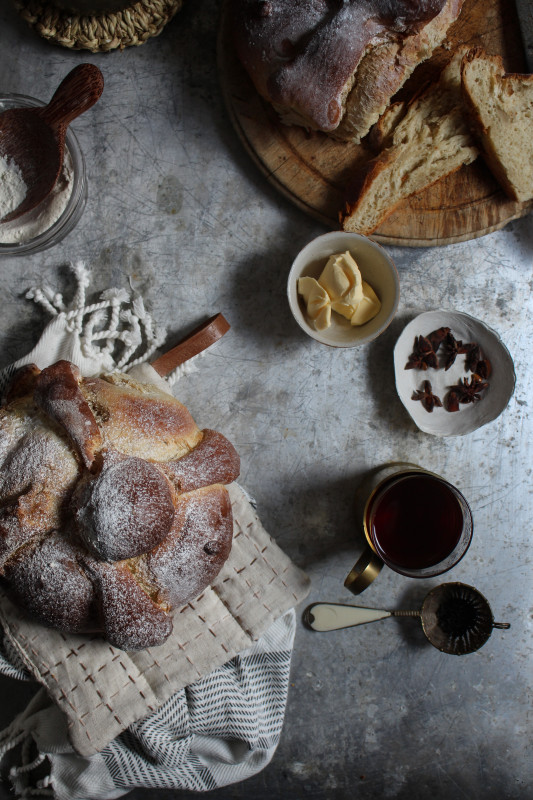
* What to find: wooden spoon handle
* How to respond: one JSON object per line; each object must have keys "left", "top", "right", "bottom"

{"left": 37, "top": 64, "right": 104, "bottom": 131}
{"left": 151, "top": 313, "right": 230, "bottom": 377}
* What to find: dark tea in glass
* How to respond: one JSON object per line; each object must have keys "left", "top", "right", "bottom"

{"left": 366, "top": 472, "right": 473, "bottom": 578}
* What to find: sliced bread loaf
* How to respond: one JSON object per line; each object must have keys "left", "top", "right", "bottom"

{"left": 461, "top": 48, "right": 533, "bottom": 203}
{"left": 334, "top": 0, "right": 464, "bottom": 143}
{"left": 341, "top": 49, "right": 478, "bottom": 236}
{"left": 229, "top": 0, "right": 464, "bottom": 141}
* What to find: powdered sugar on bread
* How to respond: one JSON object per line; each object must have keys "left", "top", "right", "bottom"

{"left": 0, "top": 361, "right": 240, "bottom": 650}
{"left": 139, "top": 484, "right": 233, "bottom": 608}
{"left": 71, "top": 449, "right": 177, "bottom": 562}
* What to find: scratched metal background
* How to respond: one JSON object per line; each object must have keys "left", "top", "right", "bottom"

{"left": 0, "top": 2, "right": 531, "bottom": 798}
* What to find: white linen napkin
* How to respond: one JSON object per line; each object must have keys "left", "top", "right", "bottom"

{"left": 0, "top": 263, "right": 310, "bottom": 798}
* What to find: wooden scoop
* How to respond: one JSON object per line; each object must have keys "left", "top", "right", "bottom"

{"left": 0, "top": 64, "right": 104, "bottom": 223}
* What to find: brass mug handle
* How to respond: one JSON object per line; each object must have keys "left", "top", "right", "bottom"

{"left": 345, "top": 463, "right": 429, "bottom": 595}
{"left": 344, "top": 546, "right": 384, "bottom": 595}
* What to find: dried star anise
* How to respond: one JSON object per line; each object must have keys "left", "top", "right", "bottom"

{"left": 462, "top": 343, "right": 493, "bottom": 380}
{"left": 442, "top": 332, "right": 473, "bottom": 370}
{"left": 405, "top": 335, "right": 438, "bottom": 371}
{"left": 474, "top": 358, "right": 492, "bottom": 380}
{"left": 463, "top": 343, "right": 481, "bottom": 373}
{"left": 406, "top": 324, "right": 493, "bottom": 415}
{"left": 412, "top": 380, "right": 443, "bottom": 412}
{"left": 445, "top": 389, "right": 461, "bottom": 413}
{"left": 427, "top": 327, "right": 451, "bottom": 352}
{"left": 447, "top": 375, "right": 489, "bottom": 409}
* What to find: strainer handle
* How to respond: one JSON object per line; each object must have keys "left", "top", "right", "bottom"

{"left": 493, "top": 622, "right": 511, "bottom": 629}
{"left": 391, "top": 610, "right": 421, "bottom": 618}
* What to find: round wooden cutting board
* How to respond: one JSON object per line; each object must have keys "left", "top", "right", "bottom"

{"left": 218, "top": 0, "right": 532, "bottom": 247}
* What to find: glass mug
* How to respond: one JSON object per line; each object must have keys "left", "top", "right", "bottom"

{"left": 345, "top": 463, "right": 473, "bottom": 594}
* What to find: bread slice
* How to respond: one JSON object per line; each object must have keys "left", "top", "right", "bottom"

{"left": 461, "top": 48, "right": 533, "bottom": 203}
{"left": 335, "top": 0, "right": 464, "bottom": 143}
{"left": 368, "top": 101, "right": 407, "bottom": 152}
{"left": 341, "top": 49, "right": 478, "bottom": 236}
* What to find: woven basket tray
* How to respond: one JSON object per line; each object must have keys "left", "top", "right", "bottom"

{"left": 14, "top": 0, "right": 183, "bottom": 52}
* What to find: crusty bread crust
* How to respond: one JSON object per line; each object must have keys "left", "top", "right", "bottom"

{"left": 341, "top": 49, "right": 478, "bottom": 235}
{"left": 335, "top": 0, "right": 465, "bottom": 143}
{"left": 82, "top": 372, "right": 203, "bottom": 462}
{"left": 461, "top": 48, "right": 533, "bottom": 203}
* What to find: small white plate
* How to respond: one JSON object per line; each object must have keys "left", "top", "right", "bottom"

{"left": 394, "top": 310, "right": 515, "bottom": 436}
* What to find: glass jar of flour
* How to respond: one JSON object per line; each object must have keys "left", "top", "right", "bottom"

{"left": 0, "top": 94, "right": 87, "bottom": 257}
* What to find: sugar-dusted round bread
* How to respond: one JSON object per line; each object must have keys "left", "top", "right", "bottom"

{"left": 0, "top": 361, "right": 240, "bottom": 650}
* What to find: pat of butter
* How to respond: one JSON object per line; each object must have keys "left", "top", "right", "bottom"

{"left": 297, "top": 252, "right": 381, "bottom": 331}
{"left": 351, "top": 281, "right": 381, "bottom": 326}
{"left": 297, "top": 276, "right": 331, "bottom": 331}
{"left": 318, "top": 251, "right": 363, "bottom": 320}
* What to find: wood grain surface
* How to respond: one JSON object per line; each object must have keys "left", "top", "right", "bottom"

{"left": 218, "top": 0, "right": 532, "bottom": 247}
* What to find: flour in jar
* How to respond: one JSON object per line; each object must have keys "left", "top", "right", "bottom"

{"left": 0, "top": 155, "right": 27, "bottom": 220}
{"left": 0, "top": 150, "right": 74, "bottom": 244}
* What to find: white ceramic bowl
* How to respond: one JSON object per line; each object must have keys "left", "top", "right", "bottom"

{"left": 287, "top": 231, "right": 400, "bottom": 347}
{"left": 394, "top": 310, "right": 516, "bottom": 436}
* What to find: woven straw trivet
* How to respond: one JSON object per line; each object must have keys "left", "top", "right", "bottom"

{"left": 13, "top": 0, "right": 183, "bottom": 53}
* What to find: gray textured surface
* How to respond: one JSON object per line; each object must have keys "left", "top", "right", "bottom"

{"left": 0, "top": 1, "right": 532, "bottom": 798}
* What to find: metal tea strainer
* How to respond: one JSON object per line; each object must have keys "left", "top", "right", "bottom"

{"left": 304, "top": 582, "right": 510, "bottom": 655}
